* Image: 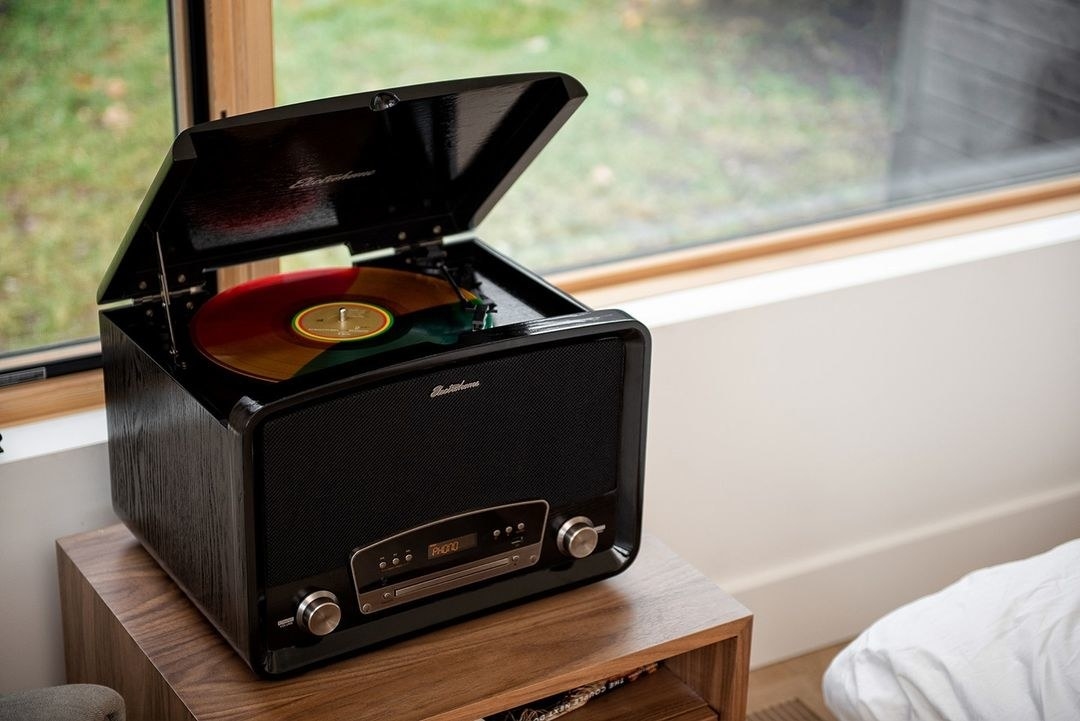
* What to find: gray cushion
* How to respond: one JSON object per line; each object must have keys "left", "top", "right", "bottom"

{"left": 0, "top": 684, "right": 124, "bottom": 721}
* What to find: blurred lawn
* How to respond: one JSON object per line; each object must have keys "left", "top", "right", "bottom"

{"left": 274, "top": 0, "right": 891, "bottom": 271}
{"left": 0, "top": 0, "right": 172, "bottom": 353}
{"left": 1, "top": 0, "right": 890, "bottom": 354}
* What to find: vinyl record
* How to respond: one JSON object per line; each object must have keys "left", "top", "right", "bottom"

{"left": 190, "top": 266, "right": 482, "bottom": 381}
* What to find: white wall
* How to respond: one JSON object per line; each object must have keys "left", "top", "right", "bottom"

{"left": 0, "top": 414, "right": 115, "bottom": 691}
{"left": 2, "top": 220, "right": 1079, "bottom": 690}
{"left": 633, "top": 223, "right": 1080, "bottom": 665}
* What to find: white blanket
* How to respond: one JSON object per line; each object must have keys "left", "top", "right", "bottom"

{"left": 823, "top": 538, "right": 1080, "bottom": 721}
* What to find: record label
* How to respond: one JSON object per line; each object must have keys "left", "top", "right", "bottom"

{"left": 292, "top": 302, "right": 393, "bottom": 342}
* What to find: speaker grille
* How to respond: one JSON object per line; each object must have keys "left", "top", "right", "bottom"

{"left": 259, "top": 338, "right": 625, "bottom": 585}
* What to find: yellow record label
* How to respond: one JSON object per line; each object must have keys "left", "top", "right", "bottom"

{"left": 292, "top": 302, "right": 393, "bottom": 342}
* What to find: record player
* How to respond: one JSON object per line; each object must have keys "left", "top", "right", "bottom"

{"left": 97, "top": 72, "right": 650, "bottom": 676}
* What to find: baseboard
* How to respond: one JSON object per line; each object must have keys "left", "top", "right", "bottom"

{"left": 724, "top": 480, "right": 1080, "bottom": 668}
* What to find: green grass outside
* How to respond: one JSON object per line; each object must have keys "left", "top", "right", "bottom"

{"left": 1, "top": 0, "right": 890, "bottom": 354}
{"left": 273, "top": 0, "right": 891, "bottom": 272}
{"left": 0, "top": 0, "right": 172, "bottom": 353}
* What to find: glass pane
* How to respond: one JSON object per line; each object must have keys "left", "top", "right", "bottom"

{"left": 0, "top": 1, "right": 173, "bottom": 355}
{"left": 273, "top": 0, "right": 1080, "bottom": 273}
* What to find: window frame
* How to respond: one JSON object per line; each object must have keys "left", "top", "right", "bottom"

{"left": 2, "top": 0, "right": 1080, "bottom": 428}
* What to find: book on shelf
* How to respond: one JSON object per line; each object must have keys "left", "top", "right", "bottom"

{"left": 481, "top": 663, "right": 660, "bottom": 721}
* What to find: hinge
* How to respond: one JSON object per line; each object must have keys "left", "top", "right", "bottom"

{"left": 393, "top": 236, "right": 445, "bottom": 259}
{"left": 154, "top": 231, "right": 183, "bottom": 368}
{"left": 143, "top": 232, "right": 213, "bottom": 370}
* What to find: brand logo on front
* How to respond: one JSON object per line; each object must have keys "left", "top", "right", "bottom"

{"left": 430, "top": 380, "right": 480, "bottom": 398}
{"left": 289, "top": 169, "right": 375, "bottom": 189}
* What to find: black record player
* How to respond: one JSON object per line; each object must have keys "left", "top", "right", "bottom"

{"left": 97, "top": 72, "right": 650, "bottom": 676}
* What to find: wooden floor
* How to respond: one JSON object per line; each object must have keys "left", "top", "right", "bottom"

{"left": 745, "top": 642, "right": 850, "bottom": 721}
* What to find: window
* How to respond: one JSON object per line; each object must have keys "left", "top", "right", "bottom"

{"left": 0, "top": 1, "right": 173, "bottom": 358}
{"left": 273, "top": 0, "right": 1080, "bottom": 273}
{"left": 2, "top": 0, "right": 1079, "bottom": 424}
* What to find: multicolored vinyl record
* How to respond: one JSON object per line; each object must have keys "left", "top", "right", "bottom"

{"left": 190, "top": 266, "right": 484, "bottom": 382}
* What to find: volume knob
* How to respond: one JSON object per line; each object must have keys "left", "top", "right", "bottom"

{"left": 557, "top": 516, "right": 600, "bottom": 559}
{"left": 296, "top": 590, "right": 341, "bottom": 636}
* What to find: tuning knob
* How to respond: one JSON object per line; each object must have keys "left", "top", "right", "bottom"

{"left": 296, "top": 590, "right": 341, "bottom": 636}
{"left": 557, "top": 516, "right": 601, "bottom": 559}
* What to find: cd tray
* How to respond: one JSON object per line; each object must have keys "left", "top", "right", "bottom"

{"left": 351, "top": 501, "right": 548, "bottom": 614}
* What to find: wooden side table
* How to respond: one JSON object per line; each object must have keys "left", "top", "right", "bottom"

{"left": 57, "top": 525, "right": 752, "bottom": 721}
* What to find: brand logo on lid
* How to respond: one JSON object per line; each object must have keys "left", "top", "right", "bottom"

{"left": 290, "top": 169, "right": 375, "bottom": 189}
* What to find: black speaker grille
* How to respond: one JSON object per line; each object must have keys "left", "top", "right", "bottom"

{"left": 259, "top": 338, "right": 625, "bottom": 585}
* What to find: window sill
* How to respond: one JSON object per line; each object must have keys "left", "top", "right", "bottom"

{"left": 606, "top": 207, "right": 1080, "bottom": 329}
{"left": 0, "top": 406, "right": 107, "bottom": 465}
{"left": 0, "top": 368, "right": 105, "bottom": 428}
{"left": 555, "top": 176, "right": 1080, "bottom": 308}
{"left": 6, "top": 203, "right": 1078, "bottom": 462}
{"left": 3, "top": 176, "right": 1079, "bottom": 433}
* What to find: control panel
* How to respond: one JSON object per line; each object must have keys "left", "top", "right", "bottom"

{"left": 262, "top": 494, "right": 622, "bottom": 650}
{"left": 350, "top": 500, "right": 549, "bottom": 614}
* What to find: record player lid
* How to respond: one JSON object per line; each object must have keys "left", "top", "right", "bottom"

{"left": 98, "top": 72, "right": 586, "bottom": 304}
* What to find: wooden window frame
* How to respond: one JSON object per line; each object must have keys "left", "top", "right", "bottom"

{"left": 3, "top": 0, "right": 1080, "bottom": 428}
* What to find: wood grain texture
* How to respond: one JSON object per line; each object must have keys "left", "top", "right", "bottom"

{"left": 667, "top": 619, "right": 753, "bottom": 721}
{"left": 57, "top": 525, "right": 752, "bottom": 721}
{"left": 204, "top": 0, "right": 274, "bottom": 118}
{"left": 203, "top": 0, "right": 279, "bottom": 290}
{"left": 0, "top": 369, "right": 104, "bottom": 426}
{"left": 559, "top": 666, "right": 717, "bottom": 721}
{"left": 58, "top": 533, "right": 194, "bottom": 720}
{"left": 217, "top": 259, "right": 281, "bottom": 293}
{"left": 100, "top": 318, "right": 251, "bottom": 661}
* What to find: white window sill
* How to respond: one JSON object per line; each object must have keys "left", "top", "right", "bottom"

{"left": 0, "top": 408, "right": 108, "bottom": 466}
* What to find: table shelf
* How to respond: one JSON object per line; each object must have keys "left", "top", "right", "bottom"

{"left": 57, "top": 525, "right": 751, "bottom": 721}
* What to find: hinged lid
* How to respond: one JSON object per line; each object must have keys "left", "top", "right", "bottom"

{"left": 98, "top": 72, "right": 586, "bottom": 304}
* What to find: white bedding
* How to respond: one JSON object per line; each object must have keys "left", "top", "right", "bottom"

{"left": 822, "top": 538, "right": 1080, "bottom": 721}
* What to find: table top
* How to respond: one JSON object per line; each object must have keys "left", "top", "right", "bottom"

{"left": 58, "top": 525, "right": 751, "bottom": 721}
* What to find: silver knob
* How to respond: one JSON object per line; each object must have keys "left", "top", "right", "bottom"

{"left": 296, "top": 591, "right": 341, "bottom": 636}
{"left": 557, "top": 516, "right": 600, "bottom": 559}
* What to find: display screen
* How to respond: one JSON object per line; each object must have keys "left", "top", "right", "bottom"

{"left": 427, "top": 532, "right": 478, "bottom": 560}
